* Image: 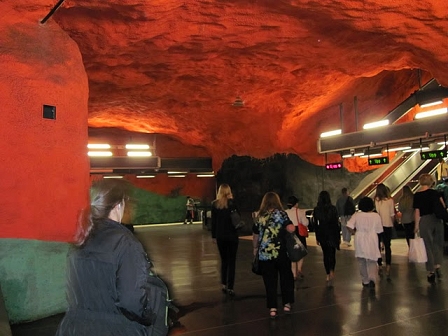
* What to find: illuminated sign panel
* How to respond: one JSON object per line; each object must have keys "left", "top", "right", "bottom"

{"left": 325, "top": 162, "right": 343, "bottom": 170}
{"left": 368, "top": 156, "right": 389, "bottom": 166}
{"left": 420, "top": 150, "right": 447, "bottom": 160}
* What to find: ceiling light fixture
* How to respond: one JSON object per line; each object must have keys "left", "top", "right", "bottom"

{"left": 125, "top": 144, "right": 150, "bottom": 150}
{"left": 414, "top": 107, "right": 447, "bottom": 119}
{"left": 127, "top": 151, "right": 152, "bottom": 157}
{"left": 103, "top": 176, "right": 123, "bottom": 179}
{"left": 232, "top": 96, "right": 244, "bottom": 107}
{"left": 197, "top": 174, "right": 215, "bottom": 178}
{"left": 360, "top": 153, "right": 383, "bottom": 158}
{"left": 402, "top": 146, "right": 430, "bottom": 152}
{"left": 88, "top": 151, "right": 113, "bottom": 157}
{"left": 384, "top": 146, "right": 411, "bottom": 152}
{"left": 87, "top": 144, "right": 111, "bottom": 149}
{"left": 136, "top": 175, "right": 155, "bottom": 178}
{"left": 168, "top": 175, "right": 186, "bottom": 178}
{"left": 363, "top": 119, "right": 389, "bottom": 130}
{"left": 167, "top": 171, "right": 188, "bottom": 174}
{"left": 342, "top": 152, "right": 363, "bottom": 158}
{"left": 419, "top": 100, "right": 443, "bottom": 108}
{"left": 320, "top": 129, "right": 342, "bottom": 138}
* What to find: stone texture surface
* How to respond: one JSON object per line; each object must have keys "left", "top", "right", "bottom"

{"left": 5, "top": 0, "right": 448, "bottom": 173}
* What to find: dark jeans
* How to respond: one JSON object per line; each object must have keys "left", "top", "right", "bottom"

{"left": 403, "top": 222, "right": 415, "bottom": 246}
{"left": 320, "top": 243, "right": 336, "bottom": 274}
{"left": 217, "top": 240, "right": 239, "bottom": 290}
{"left": 260, "top": 250, "right": 294, "bottom": 309}
{"left": 378, "top": 226, "right": 392, "bottom": 266}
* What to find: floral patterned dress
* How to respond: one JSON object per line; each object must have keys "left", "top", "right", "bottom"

{"left": 254, "top": 209, "right": 292, "bottom": 261}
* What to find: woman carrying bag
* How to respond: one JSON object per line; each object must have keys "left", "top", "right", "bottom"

{"left": 252, "top": 192, "right": 295, "bottom": 318}
{"left": 285, "top": 195, "right": 309, "bottom": 280}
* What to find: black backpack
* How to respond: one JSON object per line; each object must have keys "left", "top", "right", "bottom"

{"left": 146, "top": 271, "right": 178, "bottom": 336}
{"left": 344, "top": 197, "right": 356, "bottom": 216}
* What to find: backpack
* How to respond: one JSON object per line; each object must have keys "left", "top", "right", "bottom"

{"left": 146, "top": 271, "right": 178, "bottom": 336}
{"left": 344, "top": 197, "right": 356, "bottom": 216}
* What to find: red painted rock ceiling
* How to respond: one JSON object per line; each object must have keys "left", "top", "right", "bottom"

{"left": 10, "top": 1, "right": 448, "bottom": 171}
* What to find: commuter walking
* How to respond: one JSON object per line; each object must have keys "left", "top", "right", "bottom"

{"left": 184, "top": 196, "right": 195, "bottom": 224}
{"left": 336, "top": 187, "right": 356, "bottom": 246}
{"left": 413, "top": 174, "right": 447, "bottom": 283}
{"left": 313, "top": 190, "right": 340, "bottom": 287}
{"left": 374, "top": 183, "right": 395, "bottom": 278}
{"left": 56, "top": 179, "right": 162, "bottom": 336}
{"left": 285, "top": 195, "right": 309, "bottom": 280}
{"left": 211, "top": 184, "right": 239, "bottom": 296}
{"left": 347, "top": 197, "right": 383, "bottom": 289}
{"left": 253, "top": 192, "right": 295, "bottom": 318}
{"left": 398, "top": 186, "right": 415, "bottom": 246}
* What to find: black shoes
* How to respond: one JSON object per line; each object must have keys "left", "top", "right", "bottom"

{"left": 427, "top": 273, "right": 436, "bottom": 283}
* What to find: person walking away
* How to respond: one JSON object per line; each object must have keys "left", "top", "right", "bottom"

{"left": 398, "top": 186, "right": 415, "bottom": 246}
{"left": 313, "top": 190, "right": 340, "bottom": 287}
{"left": 413, "top": 174, "right": 447, "bottom": 283}
{"left": 374, "top": 183, "right": 395, "bottom": 278}
{"left": 253, "top": 192, "right": 295, "bottom": 318}
{"left": 347, "top": 197, "right": 383, "bottom": 289}
{"left": 211, "top": 184, "right": 239, "bottom": 296}
{"left": 336, "top": 188, "right": 356, "bottom": 247}
{"left": 184, "top": 196, "right": 195, "bottom": 224}
{"left": 56, "top": 179, "right": 164, "bottom": 336}
{"left": 285, "top": 195, "right": 309, "bottom": 280}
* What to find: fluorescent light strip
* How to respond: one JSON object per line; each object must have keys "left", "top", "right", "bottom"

{"left": 87, "top": 144, "right": 111, "bottom": 149}
{"left": 127, "top": 151, "right": 152, "bottom": 157}
{"left": 197, "top": 174, "right": 215, "bottom": 177}
{"left": 363, "top": 119, "right": 389, "bottom": 130}
{"left": 384, "top": 146, "right": 411, "bottom": 152}
{"left": 402, "top": 147, "right": 430, "bottom": 152}
{"left": 168, "top": 171, "right": 188, "bottom": 174}
{"left": 360, "top": 153, "right": 383, "bottom": 158}
{"left": 320, "top": 129, "right": 342, "bottom": 138}
{"left": 415, "top": 107, "right": 447, "bottom": 119}
{"left": 88, "top": 151, "right": 113, "bottom": 157}
{"left": 168, "top": 175, "right": 186, "bottom": 178}
{"left": 420, "top": 100, "right": 443, "bottom": 108}
{"left": 103, "top": 176, "right": 123, "bottom": 179}
{"left": 136, "top": 175, "right": 155, "bottom": 178}
{"left": 125, "top": 144, "right": 150, "bottom": 150}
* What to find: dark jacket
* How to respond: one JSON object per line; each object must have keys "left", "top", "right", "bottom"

{"left": 313, "top": 205, "right": 341, "bottom": 249}
{"left": 211, "top": 200, "right": 239, "bottom": 241}
{"left": 56, "top": 219, "right": 155, "bottom": 336}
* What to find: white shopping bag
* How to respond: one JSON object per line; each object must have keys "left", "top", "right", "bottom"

{"left": 409, "top": 237, "right": 427, "bottom": 263}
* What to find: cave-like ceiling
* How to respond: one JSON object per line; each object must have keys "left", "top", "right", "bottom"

{"left": 14, "top": 1, "right": 448, "bottom": 171}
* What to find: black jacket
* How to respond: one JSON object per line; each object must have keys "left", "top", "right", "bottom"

{"left": 211, "top": 200, "right": 239, "bottom": 241}
{"left": 56, "top": 219, "right": 155, "bottom": 336}
{"left": 313, "top": 205, "right": 341, "bottom": 249}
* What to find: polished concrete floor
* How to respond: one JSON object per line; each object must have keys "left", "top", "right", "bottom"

{"left": 11, "top": 223, "right": 448, "bottom": 336}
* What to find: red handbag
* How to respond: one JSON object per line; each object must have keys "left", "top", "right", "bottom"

{"left": 295, "top": 208, "right": 308, "bottom": 237}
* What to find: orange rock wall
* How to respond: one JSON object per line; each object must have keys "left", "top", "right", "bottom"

{"left": 0, "top": 3, "right": 90, "bottom": 241}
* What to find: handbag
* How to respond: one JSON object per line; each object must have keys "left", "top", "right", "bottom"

{"left": 285, "top": 232, "right": 308, "bottom": 262}
{"left": 295, "top": 208, "right": 308, "bottom": 237}
{"left": 409, "top": 232, "right": 427, "bottom": 263}
{"left": 230, "top": 208, "right": 244, "bottom": 230}
{"left": 251, "top": 250, "right": 262, "bottom": 275}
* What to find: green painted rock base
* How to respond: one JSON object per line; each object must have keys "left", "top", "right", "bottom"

{"left": 0, "top": 239, "right": 70, "bottom": 324}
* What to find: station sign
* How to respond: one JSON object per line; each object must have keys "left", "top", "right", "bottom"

{"left": 368, "top": 156, "right": 389, "bottom": 166}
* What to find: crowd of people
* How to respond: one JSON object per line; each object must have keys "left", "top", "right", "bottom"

{"left": 56, "top": 174, "right": 448, "bottom": 332}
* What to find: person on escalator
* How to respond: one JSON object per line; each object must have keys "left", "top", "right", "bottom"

{"left": 374, "top": 183, "right": 395, "bottom": 279}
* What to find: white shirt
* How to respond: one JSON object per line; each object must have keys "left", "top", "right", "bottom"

{"left": 285, "top": 207, "right": 309, "bottom": 227}
{"left": 347, "top": 212, "right": 383, "bottom": 260}
{"left": 374, "top": 198, "right": 395, "bottom": 227}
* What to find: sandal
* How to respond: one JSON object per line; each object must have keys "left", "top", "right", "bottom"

{"left": 283, "top": 304, "right": 292, "bottom": 313}
{"left": 269, "top": 308, "right": 277, "bottom": 318}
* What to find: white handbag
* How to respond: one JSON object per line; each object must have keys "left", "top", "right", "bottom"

{"left": 409, "top": 232, "right": 428, "bottom": 263}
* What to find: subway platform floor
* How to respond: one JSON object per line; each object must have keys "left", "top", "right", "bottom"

{"left": 11, "top": 223, "right": 448, "bottom": 336}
